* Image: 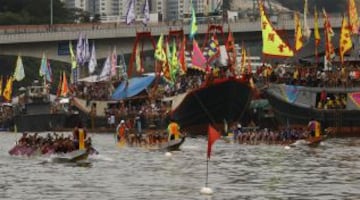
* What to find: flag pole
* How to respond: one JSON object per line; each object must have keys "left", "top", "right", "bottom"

{"left": 205, "top": 157, "right": 209, "bottom": 187}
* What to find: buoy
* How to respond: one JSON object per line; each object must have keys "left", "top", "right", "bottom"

{"left": 200, "top": 187, "right": 213, "bottom": 195}
{"left": 165, "top": 152, "right": 172, "bottom": 157}
{"left": 284, "top": 146, "right": 291, "bottom": 150}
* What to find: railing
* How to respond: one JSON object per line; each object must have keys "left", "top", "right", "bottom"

{"left": 0, "top": 16, "right": 343, "bottom": 44}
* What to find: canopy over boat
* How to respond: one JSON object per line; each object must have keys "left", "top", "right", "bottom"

{"left": 111, "top": 74, "right": 155, "bottom": 100}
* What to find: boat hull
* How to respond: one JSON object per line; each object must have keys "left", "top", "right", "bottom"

{"left": 170, "top": 78, "right": 252, "bottom": 135}
{"left": 265, "top": 84, "right": 360, "bottom": 136}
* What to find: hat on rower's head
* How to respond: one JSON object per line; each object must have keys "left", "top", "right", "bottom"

{"left": 120, "top": 120, "right": 125, "bottom": 124}
{"left": 237, "top": 123, "right": 242, "bottom": 128}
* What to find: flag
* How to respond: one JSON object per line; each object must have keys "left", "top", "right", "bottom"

{"left": 323, "top": 9, "right": 335, "bottom": 63}
{"left": 189, "top": 2, "right": 198, "bottom": 40}
{"left": 0, "top": 76, "right": 3, "bottom": 96}
{"left": 241, "top": 44, "right": 247, "bottom": 74}
{"left": 303, "top": 0, "right": 311, "bottom": 39}
{"left": 14, "top": 55, "right": 25, "bottom": 81}
{"left": 226, "top": 28, "right": 237, "bottom": 70}
{"left": 39, "top": 53, "right": 48, "bottom": 77}
{"left": 118, "top": 54, "right": 128, "bottom": 81}
{"left": 61, "top": 72, "right": 68, "bottom": 97}
{"left": 155, "top": 34, "right": 166, "bottom": 62}
{"left": 142, "top": 0, "right": 150, "bottom": 25}
{"left": 111, "top": 47, "right": 117, "bottom": 77}
{"left": 178, "top": 36, "right": 187, "bottom": 75}
{"left": 340, "top": 15, "right": 353, "bottom": 63}
{"left": 314, "top": 8, "right": 321, "bottom": 47}
{"left": 69, "top": 41, "right": 77, "bottom": 69}
{"left": 126, "top": 0, "right": 136, "bottom": 25}
{"left": 76, "top": 32, "right": 84, "bottom": 65}
{"left": 191, "top": 40, "right": 207, "bottom": 72}
{"left": 84, "top": 35, "right": 90, "bottom": 62}
{"left": 88, "top": 41, "right": 97, "bottom": 74}
{"left": 100, "top": 55, "right": 111, "bottom": 79}
{"left": 348, "top": 0, "right": 359, "bottom": 34}
{"left": 170, "top": 40, "right": 179, "bottom": 81}
{"left": 207, "top": 124, "right": 221, "bottom": 159}
{"left": 135, "top": 44, "right": 143, "bottom": 73}
{"left": 3, "top": 77, "right": 13, "bottom": 102}
{"left": 259, "top": 1, "right": 294, "bottom": 57}
{"left": 46, "top": 60, "right": 53, "bottom": 83}
{"left": 206, "top": 35, "right": 220, "bottom": 64}
{"left": 294, "top": 12, "right": 303, "bottom": 52}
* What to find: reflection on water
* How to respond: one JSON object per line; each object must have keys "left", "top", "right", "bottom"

{"left": 1, "top": 132, "right": 360, "bottom": 199}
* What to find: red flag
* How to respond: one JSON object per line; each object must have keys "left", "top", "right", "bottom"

{"left": 207, "top": 125, "right": 221, "bottom": 159}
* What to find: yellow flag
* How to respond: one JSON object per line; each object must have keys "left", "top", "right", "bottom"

{"left": 69, "top": 41, "right": 77, "bottom": 69}
{"left": 348, "top": 0, "right": 359, "bottom": 34}
{"left": 3, "top": 77, "right": 13, "bottom": 102}
{"left": 294, "top": 12, "right": 303, "bottom": 51}
{"left": 241, "top": 43, "right": 247, "bottom": 74}
{"left": 314, "top": 8, "right": 321, "bottom": 46}
{"left": 154, "top": 34, "right": 166, "bottom": 62}
{"left": 340, "top": 16, "right": 353, "bottom": 63}
{"left": 259, "top": 2, "right": 294, "bottom": 57}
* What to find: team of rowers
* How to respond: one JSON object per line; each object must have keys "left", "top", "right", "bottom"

{"left": 229, "top": 119, "right": 323, "bottom": 145}
{"left": 11, "top": 123, "right": 96, "bottom": 155}
{"left": 115, "top": 119, "right": 184, "bottom": 147}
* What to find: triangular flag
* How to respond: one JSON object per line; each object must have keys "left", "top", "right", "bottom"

{"left": 314, "top": 8, "right": 321, "bottom": 47}
{"left": 207, "top": 124, "right": 221, "bottom": 159}
{"left": 14, "top": 55, "right": 25, "bottom": 81}
{"left": 259, "top": 1, "right": 294, "bottom": 57}
{"left": 170, "top": 40, "right": 179, "bottom": 82}
{"left": 69, "top": 41, "right": 77, "bottom": 69}
{"left": 189, "top": 2, "right": 198, "bottom": 40}
{"left": 340, "top": 15, "right": 353, "bottom": 63}
{"left": 206, "top": 35, "right": 220, "bottom": 64}
{"left": 111, "top": 47, "right": 118, "bottom": 77}
{"left": 323, "top": 9, "right": 335, "bottom": 63}
{"left": 3, "top": 77, "right": 13, "bottom": 102}
{"left": 191, "top": 40, "right": 207, "bottom": 72}
{"left": 178, "top": 36, "right": 187, "bottom": 75}
{"left": 241, "top": 44, "right": 247, "bottom": 74}
{"left": 142, "top": 0, "right": 150, "bottom": 25}
{"left": 303, "top": 0, "right": 311, "bottom": 40}
{"left": 61, "top": 72, "right": 68, "bottom": 97}
{"left": 39, "top": 53, "right": 48, "bottom": 77}
{"left": 100, "top": 55, "right": 111, "bottom": 79}
{"left": 126, "top": 0, "right": 136, "bottom": 25}
{"left": 46, "top": 60, "right": 53, "bottom": 83}
{"left": 348, "top": 0, "right": 359, "bottom": 34}
{"left": 135, "top": 43, "right": 143, "bottom": 73}
{"left": 294, "top": 12, "right": 304, "bottom": 52}
{"left": 88, "top": 41, "right": 97, "bottom": 74}
{"left": 155, "top": 34, "right": 166, "bottom": 62}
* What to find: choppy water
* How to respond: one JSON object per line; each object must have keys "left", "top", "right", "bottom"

{"left": 1, "top": 132, "right": 360, "bottom": 200}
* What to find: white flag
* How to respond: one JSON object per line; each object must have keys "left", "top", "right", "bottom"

{"left": 14, "top": 55, "right": 25, "bottom": 81}
{"left": 126, "top": 0, "right": 136, "bottom": 25}
{"left": 100, "top": 55, "right": 111, "bottom": 79}
{"left": 84, "top": 35, "right": 91, "bottom": 62}
{"left": 142, "top": 0, "right": 150, "bottom": 25}
{"left": 88, "top": 42, "right": 97, "bottom": 74}
{"left": 76, "top": 32, "right": 84, "bottom": 65}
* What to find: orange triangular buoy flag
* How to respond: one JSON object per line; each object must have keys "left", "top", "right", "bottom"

{"left": 259, "top": 1, "right": 294, "bottom": 57}
{"left": 61, "top": 72, "right": 68, "bottom": 97}
{"left": 3, "top": 76, "right": 13, "bottom": 102}
{"left": 207, "top": 125, "right": 221, "bottom": 160}
{"left": 348, "top": 0, "right": 359, "bottom": 34}
{"left": 340, "top": 15, "right": 353, "bottom": 63}
{"left": 294, "top": 12, "right": 304, "bottom": 51}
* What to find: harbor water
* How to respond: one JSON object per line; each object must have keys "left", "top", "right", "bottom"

{"left": 1, "top": 132, "right": 360, "bottom": 199}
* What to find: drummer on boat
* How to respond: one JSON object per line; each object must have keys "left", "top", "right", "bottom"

{"left": 73, "top": 122, "right": 88, "bottom": 150}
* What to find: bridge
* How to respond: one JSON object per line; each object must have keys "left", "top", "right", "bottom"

{"left": 0, "top": 16, "right": 342, "bottom": 63}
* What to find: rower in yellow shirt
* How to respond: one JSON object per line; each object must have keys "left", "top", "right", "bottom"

{"left": 167, "top": 119, "right": 181, "bottom": 141}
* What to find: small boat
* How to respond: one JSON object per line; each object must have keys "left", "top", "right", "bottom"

{"left": 158, "top": 137, "right": 186, "bottom": 152}
{"left": 51, "top": 149, "right": 89, "bottom": 163}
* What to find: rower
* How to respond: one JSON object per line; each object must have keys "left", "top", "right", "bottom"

{"left": 167, "top": 119, "right": 181, "bottom": 141}
{"left": 307, "top": 118, "right": 321, "bottom": 138}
